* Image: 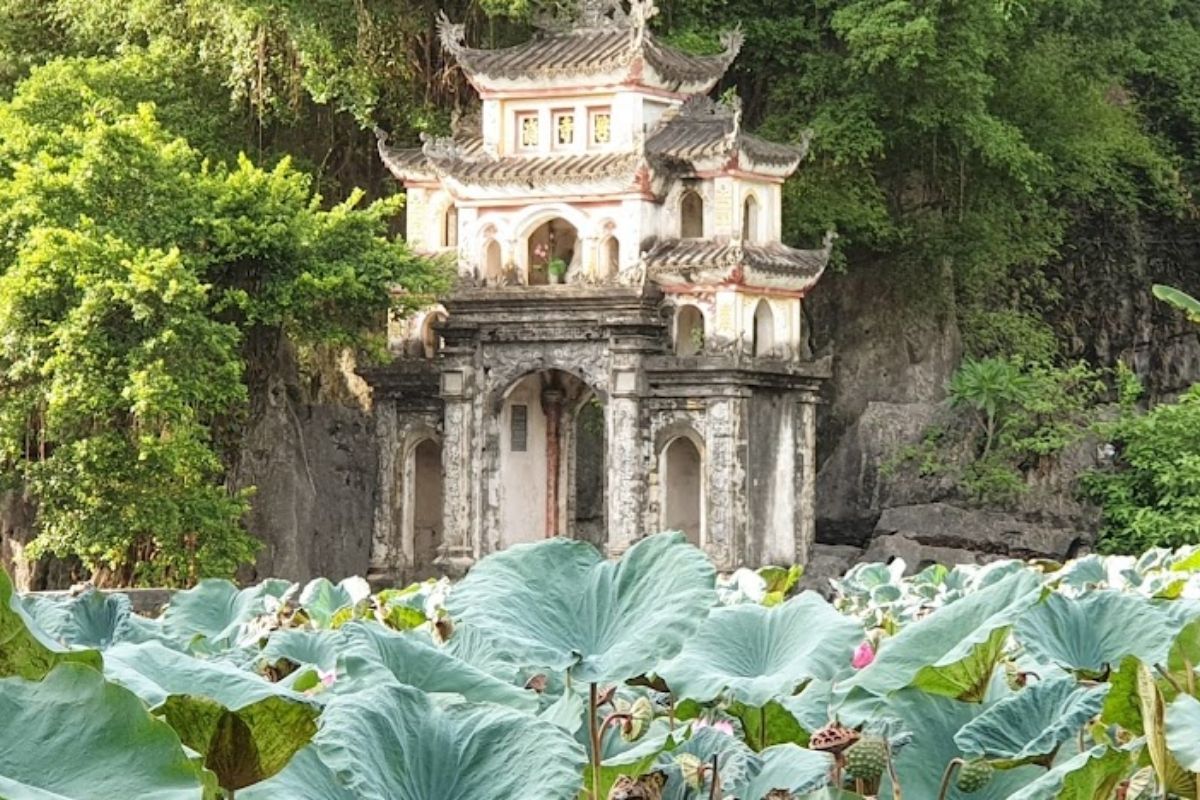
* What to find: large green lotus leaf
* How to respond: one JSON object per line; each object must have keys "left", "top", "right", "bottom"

{"left": 735, "top": 744, "right": 833, "bottom": 800}
{"left": 0, "top": 663, "right": 209, "bottom": 799}
{"left": 953, "top": 675, "right": 1110, "bottom": 767}
{"left": 446, "top": 532, "right": 716, "bottom": 683}
{"left": 658, "top": 592, "right": 862, "bottom": 706}
{"left": 244, "top": 680, "right": 585, "bottom": 799}
{"left": 879, "top": 685, "right": 1043, "bottom": 800}
{"left": 162, "top": 578, "right": 294, "bottom": 651}
{"left": 1166, "top": 693, "right": 1200, "bottom": 771}
{"left": 0, "top": 567, "right": 101, "bottom": 679}
{"left": 843, "top": 569, "right": 1042, "bottom": 701}
{"left": 338, "top": 621, "right": 537, "bottom": 711}
{"left": 240, "top": 746, "right": 355, "bottom": 800}
{"left": 262, "top": 627, "right": 347, "bottom": 673}
{"left": 1136, "top": 660, "right": 1195, "bottom": 798}
{"left": 104, "top": 641, "right": 319, "bottom": 790}
{"left": 1004, "top": 745, "right": 1133, "bottom": 800}
{"left": 21, "top": 590, "right": 135, "bottom": 649}
{"left": 657, "top": 727, "right": 759, "bottom": 800}
{"left": 298, "top": 576, "right": 370, "bottom": 629}
{"left": 1014, "top": 591, "right": 1176, "bottom": 673}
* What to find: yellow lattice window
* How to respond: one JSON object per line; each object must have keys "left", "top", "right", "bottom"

{"left": 554, "top": 111, "right": 574, "bottom": 147}
{"left": 590, "top": 108, "right": 611, "bottom": 145}
{"left": 518, "top": 113, "right": 539, "bottom": 149}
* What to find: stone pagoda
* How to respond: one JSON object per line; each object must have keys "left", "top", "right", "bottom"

{"left": 366, "top": 0, "right": 832, "bottom": 582}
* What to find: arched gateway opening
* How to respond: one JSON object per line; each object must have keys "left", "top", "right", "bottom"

{"left": 661, "top": 434, "right": 704, "bottom": 546}
{"left": 525, "top": 218, "right": 579, "bottom": 285}
{"left": 498, "top": 370, "right": 605, "bottom": 548}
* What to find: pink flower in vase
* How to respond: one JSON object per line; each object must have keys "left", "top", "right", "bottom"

{"left": 851, "top": 641, "right": 875, "bottom": 670}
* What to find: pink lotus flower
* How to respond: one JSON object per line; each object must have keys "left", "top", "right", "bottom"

{"left": 851, "top": 641, "right": 875, "bottom": 670}
{"left": 694, "top": 718, "right": 735, "bottom": 736}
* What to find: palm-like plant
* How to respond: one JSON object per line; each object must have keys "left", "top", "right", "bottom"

{"left": 948, "top": 358, "right": 1032, "bottom": 457}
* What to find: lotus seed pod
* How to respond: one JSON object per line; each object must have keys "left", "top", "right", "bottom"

{"left": 844, "top": 736, "right": 887, "bottom": 782}
{"left": 956, "top": 758, "right": 994, "bottom": 794}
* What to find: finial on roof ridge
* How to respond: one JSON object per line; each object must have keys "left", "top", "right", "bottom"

{"left": 437, "top": 11, "right": 466, "bottom": 57}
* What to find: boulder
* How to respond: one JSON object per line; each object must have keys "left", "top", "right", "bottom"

{"left": 863, "top": 502, "right": 1088, "bottom": 572}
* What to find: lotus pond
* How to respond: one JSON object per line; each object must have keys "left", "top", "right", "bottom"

{"left": 5, "top": 532, "right": 1200, "bottom": 799}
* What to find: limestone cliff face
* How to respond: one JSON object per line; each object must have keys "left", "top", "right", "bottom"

{"left": 805, "top": 213, "right": 1200, "bottom": 584}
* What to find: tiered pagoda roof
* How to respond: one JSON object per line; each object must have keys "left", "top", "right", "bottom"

{"left": 644, "top": 232, "right": 834, "bottom": 294}
{"left": 438, "top": 0, "right": 741, "bottom": 95}
{"left": 377, "top": 97, "right": 808, "bottom": 190}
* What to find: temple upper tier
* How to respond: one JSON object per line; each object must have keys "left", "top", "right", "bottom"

{"left": 377, "top": 0, "right": 830, "bottom": 295}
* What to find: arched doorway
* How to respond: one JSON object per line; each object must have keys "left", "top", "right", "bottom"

{"left": 661, "top": 435, "right": 703, "bottom": 546}
{"left": 681, "top": 190, "right": 704, "bottom": 238}
{"left": 675, "top": 305, "right": 705, "bottom": 356}
{"left": 525, "top": 218, "right": 579, "bottom": 285}
{"left": 742, "top": 195, "right": 759, "bottom": 242}
{"left": 407, "top": 438, "right": 443, "bottom": 575}
{"left": 498, "top": 370, "right": 605, "bottom": 548}
{"left": 752, "top": 299, "right": 774, "bottom": 357}
{"left": 600, "top": 236, "right": 620, "bottom": 280}
{"left": 482, "top": 239, "right": 502, "bottom": 285}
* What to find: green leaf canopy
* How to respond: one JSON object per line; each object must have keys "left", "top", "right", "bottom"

{"left": 658, "top": 592, "right": 863, "bottom": 706}
{"left": 953, "top": 675, "right": 1110, "bottom": 766}
{"left": 1014, "top": 591, "right": 1177, "bottom": 673}
{"left": 103, "top": 641, "right": 319, "bottom": 790}
{"left": 446, "top": 532, "right": 716, "bottom": 683}
{"left": 0, "top": 663, "right": 209, "bottom": 800}
{"left": 241, "top": 681, "right": 586, "bottom": 800}
{"left": 161, "top": 578, "right": 294, "bottom": 651}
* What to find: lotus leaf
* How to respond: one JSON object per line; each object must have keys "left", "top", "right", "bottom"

{"left": 1004, "top": 745, "right": 1133, "bottom": 800}
{"left": 262, "top": 626, "right": 346, "bottom": 673}
{"left": 734, "top": 743, "right": 833, "bottom": 800}
{"left": 879, "top": 685, "right": 1043, "bottom": 799}
{"left": 103, "top": 641, "right": 319, "bottom": 790}
{"left": 161, "top": 578, "right": 294, "bottom": 651}
{"left": 242, "top": 680, "right": 586, "bottom": 799}
{"left": 656, "top": 726, "right": 758, "bottom": 800}
{"left": 339, "top": 621, "right": 536, "bottom": 710}
{"left": 21, "top": 589, "right": 134, "bottom": 649}
{"left": 658, "top": 592, "right": 862, "bottom": 706}
{"left": 0, "top": 568, "right": 101, "bottom": 679}
{"left": 1165, "top": 692, "right": 1200, "bottom": 771}
{"left": 240, "top": 747, "right": 355, "bottom": 800}
{"left": 844, "top": 569, "right": 1041, "bottom": 701}
{"left": 298, "top": 576, "right": 370, "bottom": 628}
{"left": 954, "top": 675, "right": 1110, "bottom": 766}
{"left": 1015, "top": 591, "right": 1177, "bottom": 674}
{"left": 446, "top": 532, "right": 716, "bottom": 683}
{"left": 0, "top": 663, "right": 209, "bottom": 799}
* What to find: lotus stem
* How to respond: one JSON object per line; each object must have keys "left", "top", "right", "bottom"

{"left": 886, "top": 742, "right": 903, "bottom": 800}
{"left": 936, "top": 758, "right": 964, "bottom": 800}
{"left": 589, "top": 683, "right": 602, "bottom": 800}
{"left": 1184, "top": 655, "right": 1196, "bottom": 697}
{"left": 708, "top": 754, "right": 721, "bottom": 800}
{"left": 1155, "top": 663, "right": 1184, "bottom": 695}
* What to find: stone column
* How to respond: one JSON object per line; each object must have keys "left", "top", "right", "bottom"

{"left": 436, "top": 367, "right": 476, "bottom": 577}
{"left": 705, "top": 396, "right": 745, "bottom": 570}
{"left": 606, "top": 366, "right": 644, "bottom": 557}
{"left": 794, "top": 391, "right": 819, "bottom": 566}
{"left": 368, "top": 402, "right": 400, "bottom": 583}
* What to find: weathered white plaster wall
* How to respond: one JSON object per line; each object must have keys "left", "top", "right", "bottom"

{"left": 499, "top": 374, "right": 548, "bottom": 546}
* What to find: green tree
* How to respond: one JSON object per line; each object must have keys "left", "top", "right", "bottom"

{"left": 1084, "top": 386, "right": 1200, "bottom": 553}
{"left": 0, "top": 60, "right": 444, "bottom": 585}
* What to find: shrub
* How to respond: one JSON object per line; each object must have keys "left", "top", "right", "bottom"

{"left": 1084, "top": 384, "right": 1200, "bottom": 553}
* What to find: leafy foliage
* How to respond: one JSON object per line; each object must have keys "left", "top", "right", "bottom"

{"left": 0, "top": 61, "right": 444, "bottom": 584}
{"left": 1085, "top": 384, "right": 1200, "bottom": 553}
{"left": 11, "top": 536, "right": 1200, "bottom": 797}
